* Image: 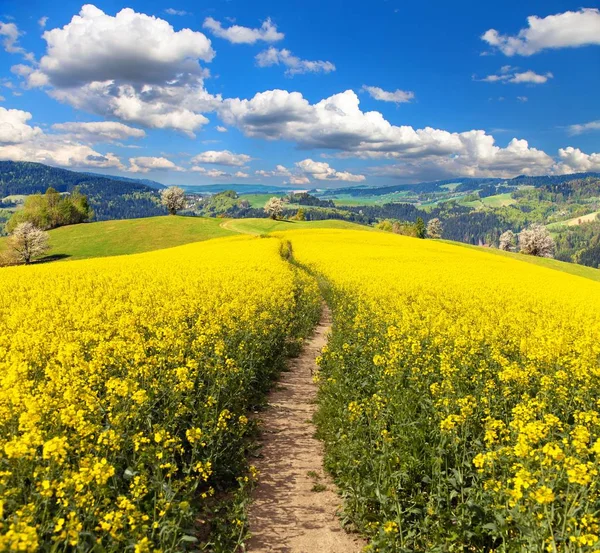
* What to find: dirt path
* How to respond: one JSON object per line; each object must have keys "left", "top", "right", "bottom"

{"left": 245, "top": 306, "right": 364, "bottom": 553}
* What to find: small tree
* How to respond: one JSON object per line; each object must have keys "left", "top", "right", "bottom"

{"left": 5, "top": 222, "right": 49, "bottom": 265}
{"left": 519, "top": 224, "right": 555, "bottom": 258}
{"left": 499, "top": 230, "right": 516, "bottom": 252}
{"left": 426, "top": 218, "right": 443, "bottom": 239}
{"left": 264, "top": 197, "right": 284, "bottom": 220}
{"left": 295, "top": 208, "right": 306, "bottom": 221}
{"left": 161, "top": 186, "right": 186, "bottom": 215}
{"left": 415, "top": 217, "right": 426, "bottom": 239}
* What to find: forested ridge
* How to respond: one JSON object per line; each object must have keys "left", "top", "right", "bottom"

{"left": 0, "top": 161, "right": 163, "bottom": 221}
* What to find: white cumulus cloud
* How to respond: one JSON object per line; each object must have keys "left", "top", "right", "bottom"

{"left": 165, "top": 8, "right": 188, "bottom": 16}
{"left": 296, "top": 159, "right": 365, "bottom": 182}
{"left": 555, "top": 147, "right": 600, "bottom": 173}
{"left": 0, "top": 108, "right": 124, "bottom": 168}
{"left": 203, "top": 17, "right": 283, "bottom": 44}
{"left": 482, "top": 8, "right": 600, "bottom": 56}
{"left": 362, "top": 85, "right": 414, "bottom": 103}
{"left": 477, "top": 67, "right": 553, "bottom": 84}
{"left": 190, "top": 150, "right": 251, "bottom": 166}
{"left": 255, "top": 164, "right": 291, "bottom": 177}
{"left": 0, "top": 107, "right": 43, "bottom": 144}
{"left": 219, "top": 89, "right": 579, "bottom": 179}
{"left": 190, "top": 166, "right": 231, "bottom": 178}
{"left": 256, "top": 47, "right": 335, "bottom": 76}
{"left": 128, "top": 156, "right": 182, "bottom": 173}
{"left": 51, "top": 121, "right": 146, "bottom": 142}
{"left": 38, "top": 5, "right": 214, "bottom": 87}
{"left": 288, "top": 175, "right": 310, "bottom": 185}
{"left": 568, "top": 120, "right": 600, "bottom": 135}
{"left": 15, "top": 5, "right": 219, "bottom": 135}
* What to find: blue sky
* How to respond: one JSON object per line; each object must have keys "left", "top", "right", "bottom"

{"left": 0, "top": 0, "right": 598, "bottom": 187}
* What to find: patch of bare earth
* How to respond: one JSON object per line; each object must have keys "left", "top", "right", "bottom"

{"left": 245, "top": 306, "right": 364, "bottom": 553}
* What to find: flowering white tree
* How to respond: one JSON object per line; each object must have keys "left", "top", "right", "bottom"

{"left": 499, "top": 230, "right": 517, "bottom": 252}
{"left": 519, "top": 224, "right": 555, "bottom": 258}
{"left": 426, "top": 218, "right": 443, "bottom": 239}
{"left": 160, "top": 186, "right": 186, "bottom": 215}
{"left": 264, "top": 197, "right": 284, "bottom": 220}
{"left": 6, "top": 222, "right": 50, "bottom": 265}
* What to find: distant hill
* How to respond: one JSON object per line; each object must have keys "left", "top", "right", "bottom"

{"left": 0, "top": 161, "right": 164, "bottom": 221}
{"left": 321, "top": 173, "right": 600, "bottom": 197}
{"left": 82, "top": 172, "right": 167, "bottom": 189}
{"left": 181, "top": 183, "right": 292, "bottom": 195}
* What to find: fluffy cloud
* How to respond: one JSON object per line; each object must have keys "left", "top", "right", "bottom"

{"left": 203, "top": 17, "right": 283, "bottom": 44}
{"left": 482, "top": 8, "right": 600, "bottom": 56}
{"left": 165, "top": 8, "right": 188, "bottom": 16}
{"left": 362, "top": 85, "right": 414, "bottom": 103}
{"left": 128, "top": 156, "right": 182, "bottom": 173}
{"left": 0, "top": 140, "right": 123, "bottom": 168}
{"left": 288, "top": 175, "right": 310, "bottom": 185}
{"left": 38, "top": 16, "right": 49, "bottom": 28}
{"left": 477, "top": 66, "right": 553, "bottom": 84}
{"left": 0, "top": 21, "right": 22, "bottom": 54}
{"left": 220, "top": 89, "right": 465, "bottom": 155}
{"left": 51, "top": 121, "right": 146, "bottom": 142}
{"left": 234, "top": 171, "right": 249, "bottom": 178}
{"left": 370, "top": 137, "right": 556, "bottom": 180}
{"left": 555, "top": 147, "right": 600, "bottom": 173}
{"left": 216, "top": 126, "right": 228, "bottom": 132}
{"left": 0, "top": 108, "right": 123, "bottom": 168}
{"left": 255, "top": 164, "right": 291, "bottom": 177}
{"left": 256, "top": 48, "right": 335, "bottom": 76}
{"left": 0, "top": 107, "right": 43, "bottom": 144}
{"left": 38, "top": 5, "right": 213, "bottom": 87}
{"left": 16, "top": 5, "right": 219, "bottom": 135}
{"left": 568, "top": 120, "right": 600, "bottom": 135}
{"left": 190, "top": 166, "right": 230, "bottom": 178}
{"left": 190, "top": 150, "right": 251, "bottom": 166}
{"left": 296, "top": 159, "right": 365, "bottom": 182}
{"left": 50, "top": 81, "right": 220, "bottom": 137}
{"left": 220, "top": 89, "right": 573, "bottom": 179}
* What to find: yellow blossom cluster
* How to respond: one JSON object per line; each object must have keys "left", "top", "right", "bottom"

{"left": 0, "top": 236, "right": 319, "bottom": 551}
{"left": 285, "top": 229, "right": 600, "bottom": 552}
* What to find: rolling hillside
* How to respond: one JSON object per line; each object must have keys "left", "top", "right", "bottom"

{"left": 0, "top": 216, "right": 236, "bottom": 260}
{"left": 2, "top": 215, "right": 599, "bottom": 285}
{"left": 0, "top": 160, "right": 164, "bottom": 221}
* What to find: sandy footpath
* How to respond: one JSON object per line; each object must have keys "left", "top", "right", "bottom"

{"left": 245, "top": 306, "right": 364, "bottom": 553}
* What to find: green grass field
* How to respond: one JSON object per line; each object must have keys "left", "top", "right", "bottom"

{"left": 460, "top": 193, "right": 516, "bottom": 209}
{"left": 328, "top": 192, "right": 414, "bottom": 207}
{"left": 547, "top": 210, "right": 600, "bottom": 230}
{"left": 220, "top": 218, "right": 372, "bottom": 235}
{"left": 0, "top": 216, "right": 237, "bottom": 261}
{"left": 240, "top": 193, "right": 278, "bottom": 208}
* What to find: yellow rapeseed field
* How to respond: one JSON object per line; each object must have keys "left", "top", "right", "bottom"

{"left": 284, "top": 229, "right": 600, "bottom": 553}
{"left": 0, "top": 235, "right": 320, "bottom": 552}
{"left": 3, "top": 225, "right": 600, "bottom": 552}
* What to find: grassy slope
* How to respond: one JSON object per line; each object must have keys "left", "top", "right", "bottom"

{"left": 547, "top": 210, "right": 600, "bottom": 230}
{"left": 220, "top": 218, "right": 372, "bottom": 235}
{"left": 240, "top": 193, "right": 278, "bottom": 208}
{"left": 2, "top": 214, "right": 597, "bottom": 284}
{"left": 0, "top": 216, "right": 237, "bottom": 261}
{"left": 460, "top": 193, "right": 516, "bottom": 209}
{"left": 445, "top": 240, "right": 600, "bottom": 282}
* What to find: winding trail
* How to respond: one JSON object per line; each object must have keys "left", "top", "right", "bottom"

{"left": 246, "top": 306, "right": 364, "bottom": 553}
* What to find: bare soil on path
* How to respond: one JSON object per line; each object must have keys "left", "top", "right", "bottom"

{"left": 245, "top": 306, "right": 364, "bottom": 553}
